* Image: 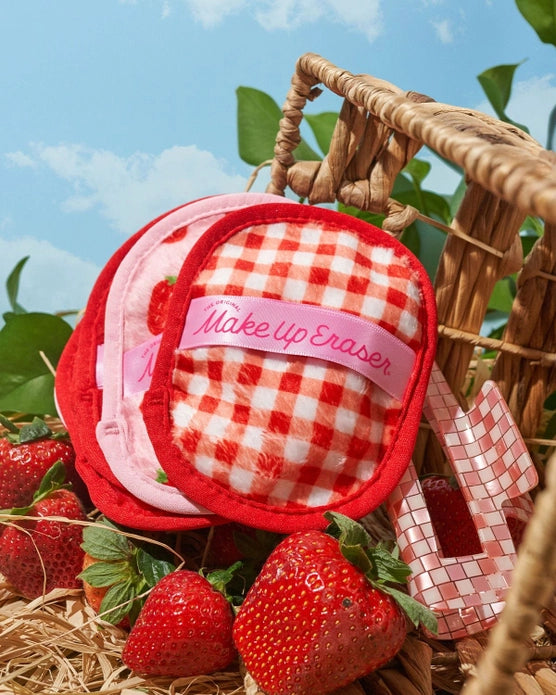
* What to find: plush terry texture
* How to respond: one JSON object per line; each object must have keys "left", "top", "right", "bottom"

{"left": 142, "top": 203, "right": 437, "bottom": 532}
{"left": 96, "top": 193, "right": 290, "bottom": 515}
{"left": 170, "top": 221, "right": 422, "bottom": 509}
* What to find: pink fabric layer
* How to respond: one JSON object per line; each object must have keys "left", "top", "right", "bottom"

{"left": 96, "top": 192, "right": 292, "bottom": 514}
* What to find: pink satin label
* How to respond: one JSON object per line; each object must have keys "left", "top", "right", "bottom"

{"left": 96, "top": 336, "right": 162, "bottom": 396}
{"left": 180, "top": 295, "right": 416, "bottom": 401}
{"left": 122, "top": 335, "right": 162, "bottom": 396}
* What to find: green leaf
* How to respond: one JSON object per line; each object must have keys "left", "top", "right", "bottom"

{"left": 5, "top": 257, "right": 29, "bottom": 315}
{"left": 520, "top": 216, "right": 544, "bottom": 238}
{"left": 488, "top": 277, "right": 516, "bottom": 313}
{"left": 79, "top": 560, "right": 131, "bottom": 587}
{"left": 304, "top": 112, "right": 339, "bottom": 156}
{"left": 81, "top": 519, "right": 131, "bottom": 561}
{"left": 236, "top": 86, "right": 320, "bottom": 166}
{"left": 136, "top": 546, "right": 175, "bottom": 587}
{"left": 324, "top": 511, "right": 375, "bottom": 575}
{"left": 403, "top": 158, "right": 432, "bottom": 187}
{"left": 542, "top": 408, "right": 556, "bottom": 441}
{"left": 0, "top": 312, "right": 73, "bottom": 416}
{"left": 34, "top": 459, "right": 67, "bottom": 496}
{"left": 399, "top": 225, "right": 421, "bottom": 259}
{"left": 338, "top": 204, "right": 385, "bottom": 229}
{"left": 382, "top": 585, "right": 438, "bottom": 633}
{"left": 545, "top": 390, "right": 556, "bottom": 409}
{"left": 520, "top": 232, "right": 540, "bottom": 260}
{"left": 368, "top": 544, "right": 413, "bottom": 585}
{"left": 548, "top": 103, "right": 556, "bottom": 149}
{"left": 516, "top": 0, "right": 556, "bottom": 45}
{"left": 324, "top": 512, "right": 437, "bottom": 632}
{"left": 99, "top": 580, "right": 138, "bottom": 625}
{"left": 477, "top": 63, "right": 530, "bottom": 132}
{"left": 324, "top": 511, "right": 371, "bottom": 548}
{"left": 205, "top": 561, "right": 243, "bottom": 598}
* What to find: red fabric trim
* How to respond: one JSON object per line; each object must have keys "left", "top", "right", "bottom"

{"left": 142, "top": 203, "right": 437, "bottom": 533}
{"left": 55, "top": 198, "right": 224, "bottom": 530}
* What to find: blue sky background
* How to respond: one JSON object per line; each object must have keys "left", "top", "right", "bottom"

{"left": 1, "top": 0, "right": 555, "bottom": 318}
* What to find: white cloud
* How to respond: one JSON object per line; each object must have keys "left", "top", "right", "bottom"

{"left": 0, "top": 237, "right": 100, "bottom": 318}
{"left": 5, "top": 151, "right": 37, "bottom": 168}
{"left": 6, "top": 143, "right": 246, "bottom": 236}
{"left": 184, "top": 0, "right": 247, "bottom": 26}
{"left": 161, "top": 0, "right": 171, "bottom": 18}
{"left": 255, "top": 0, "right": 383, "bottom": 42}
{"left": 431, "top": 18, "right": 453, "bottom": 44}
{"left": 156, "top": 0, "right": 383, "bottom": 41}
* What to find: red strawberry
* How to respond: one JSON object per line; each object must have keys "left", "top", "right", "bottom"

{"left": 122, "top": 568, "right": 238, "bottom": 677}
{"left": 204, "top": 522, "right": 282, "bottom": 569}
{"left": 421, "top": 475, "right": 482, "bottom": 558}
{"left": 233, "top": 512, "right": 436, "bottom": 695}
{"left": 205, "top": 523, "right": 248, "bottom": 568}
{"left": 146, "top": 276, "right": 177, "bottom": 335}
{"left": 0, "top": 415, "right": 87, "bottom": 509}
{"left": 0, "top": 461, "right": 86, "bottom": 599}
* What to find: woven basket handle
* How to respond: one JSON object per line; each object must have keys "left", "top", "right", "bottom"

{"left": 266, "top": 55, "right": 433, "bottom": 232}
{"left": 267, "top": 53, "right": 556, "bottom": 226}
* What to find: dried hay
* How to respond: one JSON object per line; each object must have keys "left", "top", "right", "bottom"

{"left": 2, "top": 566, "right": 556, "bottom": 694}
{"left": 0, "top": 581, "right": 244, "bottom": 695}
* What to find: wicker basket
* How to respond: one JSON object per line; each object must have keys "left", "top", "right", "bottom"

{"left": 263, "top": 52, "right": 556, "bottom": 695}
{"left": 2, "top": 52, "right": 556, "bottom": 695}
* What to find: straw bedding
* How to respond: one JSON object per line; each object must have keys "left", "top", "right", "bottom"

{"left": 2, "top": 564, "right": 556, "bottom": 694}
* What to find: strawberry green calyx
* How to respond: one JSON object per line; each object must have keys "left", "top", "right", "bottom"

{"left": 324, "top": 511, "right": 438, "bottom": 634}
{"left": 0, "top": 414, "right": 69, "bottom": 444}
{"left": 79, "top": 517, "right": 176, "bottom": 626}
{"left": 200, "top": 561, "right": 243, "bottom": 604}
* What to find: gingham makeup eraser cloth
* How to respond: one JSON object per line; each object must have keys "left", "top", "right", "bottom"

{"left": 54, "top": 202, "right": 218, "bottom": 530}
{"left": 142, "top": 203, "right": 438, "bottom": 533}
{"left": 96, "top": 192, "right": 292, "bottom": 515}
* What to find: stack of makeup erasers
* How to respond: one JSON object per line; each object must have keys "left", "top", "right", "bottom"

{"left": 55, "top": 192, "right": 437, "bottom": 534}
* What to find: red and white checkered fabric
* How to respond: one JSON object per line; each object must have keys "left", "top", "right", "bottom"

{"left": 143, "top": 204, "right": 437, "bottom": 532}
